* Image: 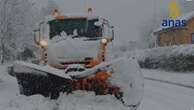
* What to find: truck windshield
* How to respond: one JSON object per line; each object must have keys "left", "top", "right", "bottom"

{"left": 48, "top": 18, "right": 102, "bottom": 39}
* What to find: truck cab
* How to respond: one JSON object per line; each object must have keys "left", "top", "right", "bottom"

{"left": 34, "top": 12, "right": 114, "bottom": 68}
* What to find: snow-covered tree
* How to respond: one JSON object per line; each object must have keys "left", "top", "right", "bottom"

{"left": 0, "top": 0, "right": 19, "bottom": 63}
{"left": 138, "top": 10, "right": 168, "bottom": 49}
{"left": 0, "top": 0, "right": 57, "bottom": 63}
{"left": 180, "top": 0, "right": 194, "bottom": 13}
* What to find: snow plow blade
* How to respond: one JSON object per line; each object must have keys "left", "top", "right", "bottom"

{"left": 12, "top": 62, "right": 72, "bottom": 99}
{"left": 110, "top": 57, "right": 144, "bottom": 107}
{"left": 11, "top": 57, "right": 143, "bottom": 108}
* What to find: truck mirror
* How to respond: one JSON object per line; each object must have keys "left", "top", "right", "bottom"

{"left": 111, "top": 26, "right": 114, "bottom": 40}
{"left": 33, "top": 21, "right": 44, "bottom": 46}
{"left": 33, "top": 29, "right": 40, "bottom": 45}
{"left": 94, "top": 21, "right": 102, "bottom": 26}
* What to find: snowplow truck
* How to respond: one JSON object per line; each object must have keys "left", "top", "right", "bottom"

{"left": 9, "top": 10, "right": 144, "bottom": 109}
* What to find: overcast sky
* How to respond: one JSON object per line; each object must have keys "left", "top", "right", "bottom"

{"left": 55, "top": 0, "right": 194, "bottom": 42}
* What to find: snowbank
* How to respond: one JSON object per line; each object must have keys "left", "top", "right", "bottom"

{"left": 136, "top": 44, "right": 194, "bottom": 71}
{"left": 137, "top": 44, "right": 194, "bottom": 61}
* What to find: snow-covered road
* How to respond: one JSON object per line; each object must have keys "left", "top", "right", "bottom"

{"left": 140, "top": 70, "right": 194, "bottom": 110}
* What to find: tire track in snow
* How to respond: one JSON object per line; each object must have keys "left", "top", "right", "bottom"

{"left": 144, "top": 77, "right": 194, "bottom": 89}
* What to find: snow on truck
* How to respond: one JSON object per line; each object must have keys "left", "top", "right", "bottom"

{"left": 9, "top": 9, "right": 144, "bottom": 110}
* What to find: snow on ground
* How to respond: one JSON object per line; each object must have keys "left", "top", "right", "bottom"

{"left": 0, "top": 65, "right": 8, "bottom": 81}
{"left": 140, "top": 69, "right": 194, "bottom": 110}
{"left": 0, "top": 65, "right": 19, "bottom": 109}
{"left": 142, "top": 69, "right": 194, "bottom": 88}
{"left": 56, "top": 91, "right": 128, "bottom": 110}
{"left": 0, "top": 91, "right": 129, "bottom": 110}
{"left": 140, "top": 79, "right": 194, "bottom": 110}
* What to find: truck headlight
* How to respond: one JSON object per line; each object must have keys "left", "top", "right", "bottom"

{"left": 40, "top": 40, "right": 47, "bottom": 47}
{"left": 101, "top": 38, "right": 108, "bottom": 44}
